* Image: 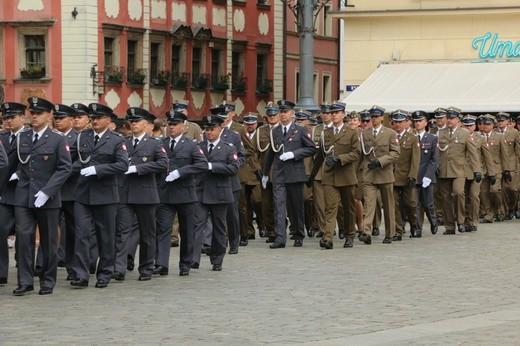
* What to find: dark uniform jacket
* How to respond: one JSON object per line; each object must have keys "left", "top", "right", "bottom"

{"left": 118, "top": 134, "right": 168, "bottom": 204}
{"left": 14, "top": 128, "right": 72, "bottom": 208}
{"left": 220, "top": 126, "right": 245, "bottom": 192}
{"left": 158, "top": 135, "right": 208, "bottom": 204}
{"left": 60, "top": 129, "right": 79, "bottom": 202}
{"left": 196, "top": 139, "right": 239, "bottom": 204}
{"left": 73, "top": 128, "right": 129, "bottom": 205}
{"left": 0, "top": 131, "right": 18, "bottom": 205}
{"left": 263, "top": 122, "right": 316, "bottom": 184}
{"left": 417, "top": 131, "right": 439, "bottom": 184}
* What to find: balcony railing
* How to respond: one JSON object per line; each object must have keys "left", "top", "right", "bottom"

{"left": 192, "top": 73, "right": 210, "bottom": 90}
{"left": 127, "top": 68, "right": 147, "bottom": 85}
{"left": 171, "top": 72, "right": 190, "bottom": 89}
{"left": 104, "top": 65, "right": 124, "bottom": 84}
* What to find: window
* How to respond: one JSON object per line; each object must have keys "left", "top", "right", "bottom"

{"left": 231, "top": 49, "right": 246, "bottom": 91}
{"left": 171, "top": 45, "right": 181, "bottom": 75}
{"left": 211, "top": 48, "right": 223, "bottom": 87}
{"left": 150, "top": 42, "right": 160, "bottom": 79}
{"left": 17, "top": 28, "right": 49, "bottom": 79}
{"left": 104, "top": 37, "right": 114, "bottom": 67}
{"left": 322, "top": 73, "right": 331, "bottom": 102}
{"left": 323, "top": 5, "right": 332, "bottom": 37}
{"left": 25, "top": 35, "right": 45, "bottom": 69}
{"left": 192, "top": 47, "right": 202, "bottom": 76}
{"left": 127, "top": 40, "right": 137, "bottom": 70}
{"left": 256, "top": 52, "right": 272, "bottom": 93}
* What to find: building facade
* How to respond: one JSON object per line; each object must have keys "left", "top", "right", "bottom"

{"left": 1, "top": 0, "right": 283, "bottom": 120}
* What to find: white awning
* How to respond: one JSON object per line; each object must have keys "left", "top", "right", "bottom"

{"left": 342, "top": 62, "right": 520, "bottom": 113}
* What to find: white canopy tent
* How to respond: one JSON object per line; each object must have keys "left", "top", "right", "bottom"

{"left": 342, "top": 62, "right": 520, "bottom": 113}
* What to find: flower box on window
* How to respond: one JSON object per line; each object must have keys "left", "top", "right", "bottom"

{"left": 127, "top": 68, "right": 147, "bottom": 85}
{"left": 232, "top": 74, "right": 247, "bottom": 93}
{"left": 192, "top": 74, "right": 210, "bottom": 90}
{"left": 152, "top": 70, "right": 170, "bottom": 86}
{"left": 171, "top": 72, "right": 190, "bottom": 89}
{"left": 20, "top": 66, "right": 46, "bottom": 79}
{"left": 104, "top": 66, "right": 124, "bottom": 84}
{"left": 212, "top": 74, "right": 230, "bottom": 91}
{"left": 256, "top": 79, "right": 273, "bottom": 94}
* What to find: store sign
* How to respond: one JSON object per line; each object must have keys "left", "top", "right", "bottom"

{"left": 472, "top": 32, "right": 520, "bottom": 58}
{"left": 346, "top": 85, "right": 359, "bottom": 92}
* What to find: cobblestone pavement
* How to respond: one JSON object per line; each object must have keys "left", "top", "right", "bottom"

{"left": 1, "top": 220, "right": 519, "bottom": 345}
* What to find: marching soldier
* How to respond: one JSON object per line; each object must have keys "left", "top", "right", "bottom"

{"left": 437, "top": 107, "right": 480, "bottom": 235}
{"left": 358, "top": 106, "right": 400, "bottom": 244}
{"left": 196, "top": 115, "right": 239, "bottom": 271}
{"left": 430, "top": 108, "right": 448, "bottom": 226}
{"left": 172, "top": 100, "right": 202, "bottom": 142}
{"left": 112, "top": 108, "right": 168, "bottom": 281}
{"left": 494, "top": 112, "right": 518, "bottom": 219}
{"left": 70, "top": 103, "right": 128, "bottom": 289}
{"left": 0, "top": 102, "right": 27, "bottom": 286}
{"left": 155, "top": 110, "right": 208, "bottom": 275}
{"left": 479, "top": 114, "right": 510, "bottom": 223}
{"left": 391, "top": 110, "right": 420, "bottom": 241}
{"left": 310, "top": 101, "right": 360, "bottom": 249}
{"left": 411, "top": 110, "right": 439, "bottom": 237}
{"left": 71, "top": 103, "right": 91, "bottom": 132}
{"left": 262, "top": 100, "right": 316, "bottom": 248}
{"left": 12, "top": 97, "right": 72, "bottom": 296}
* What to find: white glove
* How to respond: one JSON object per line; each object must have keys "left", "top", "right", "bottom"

{"left": 208, "top": 163, "right": 213, "bottom": 171}
{"left": 261, "top": 175, "right": 268, "bottom": 189}
{"left": 422, "top": 177, "right": 432, "bottom": 188}
{"left": 124, "top": 165, "right": 137, "bottom": 175}
{"left": 80, "top": 166, "right": 97, "bottom": 176}
{"left": 9, "top": 173, "right": 18, "bottom": 181}
{"left": 165, "top": 170, "right": 180, "bottom": 182}
{"left": 279, "top": 152, "right": 295, "bottom": 161}
{"left": 34, "top": 191, "right": 49, "bottom": 208}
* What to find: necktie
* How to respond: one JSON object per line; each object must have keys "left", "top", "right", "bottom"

{"left": 208, "top": 143, "right": 214, "bottom": 153}
{"left": 283, "top": 127, "right": 287, "bottom": 136}
{"left": 449, "top": 129, "right": 453, "bottom": 138}
{"left": 334, "top": 127, "right": 339, "bottom": 135}
{"left": 94, "top": 135, "right": 100, "bottom": 145}
{"left": 373, "top": 129, "right": 377, "bottom": 137}
{"left": 397, "top": 134, "right": 401, "bottom": 142}
{"left": 133, "top": 138, "right": 139, "bottom": 149}
{"left": 486, "top": 134, "right": 490, "bottom": 142}
{"left": 33, "top": 133, "right": 39, "bottom": 144}
{"left": 10, "top": 134, "right": 16, "bottom": 146}
{"left": 417, "top": 134, "right": 421, "bottom": 142}
{"left": 170, "top": 139, "right": 176, "bottom": 152}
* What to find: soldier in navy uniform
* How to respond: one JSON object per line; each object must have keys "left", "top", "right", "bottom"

{"left": 154, "top": 110, "right": 208, "bottom": 275}
{"left": 12, "top": 97, "right": 72, "bottom": 296}
{"left": 0, "top": 102, "right": 27, "bottom": 285}
{"left": 411, "top": 111, "right": 439, "bottom": 237}
{"left": 70, "top": 103, "right": 128, "bottom": 289}
{"left": 112, "top": 108, "right": 168, "bottom": 282}
{"left": 52, "top": 104, "right": 80, "bottom": 280}
{"left": 262, "top": 100, "right": 316, "bottom": 248}
{"left": 0, "top": 142, "right": 6, "bottom": 172}
{"left": 196, "top": 115, "right": 239, "bottom": 271}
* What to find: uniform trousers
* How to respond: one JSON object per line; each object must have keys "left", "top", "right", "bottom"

{"left": 464, "top": 179, "right": 481, "bottom": 227}
{"left": 14, "top": 207, "right": 59, "bottom": 288}
{"left": 322, "top": 185, "right": 355, "bottom": 242}
{"left": 260, "top": 183, "right": 275, "bottom": 237}
{"left": 240, "top": 184, "right": 263, "bottom": 238}
{"left": 0, "top": 204, "right": 15, "bottom": 279}
{"left": 226, "top": 192, "right": 240, "bottom": 249}
{"left": 433, "top": 182, "right": 445, "bottom": 223}
{"left": 60, "top": 201, "right": 76, "bottom": 276}
{"left": 394, "top": 186, "right": 418, "bottom": 235}
{"left": 197, "top": 203, "right": 229, "bottom": 266}
{"left": 272, "top": 182, "right": 305, "bottom": 244}
{"left": 303, "top": 183, "right": 317, "bottom": 233}
{"left": 502, "top": 173, "right": 517, "bottom": 214}
{"left": 156, "top": 202, "right": 195, "bottom": 272}
{"left": 312, "top": 180, "right": 327, "bottom": 233}
{"left": 363, "top": 182, "right": 395, "bottom": 238}
{"left": 192, "top": 203, "right": 209, "bottom": 267}
{"left": 438, "top": 177, "right": 466, "bottom": 231}
{"left": 416, "top": 184, "right": 437, "bottom": 231}
{"left": 73, "top": 203, "right": 117, "bottom": 282}
{"left": 480, "top": 175, "right": 505, "bottom": 222}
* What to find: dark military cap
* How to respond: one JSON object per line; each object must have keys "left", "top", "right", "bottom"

{"left": 294, "top": 109, "right": 311, "bottom": 120}
{"left": 243, "top": 113, "right": 258, "bottom": 124}
{"left": 461, "top": 114, "right": 477, "bottom": 125}
{"left": 359, "top": 109, "right": 371, "bottom": 121}
{"left": 496, "top": 112, "right": 510, "bottom": 121}
{"left": 1, "top": 102, "right": 26, "bottom": 117}
{"left": 210, "top": 105, "right": 229, "bottom": 118}
{"left": 369, "top": 105, "right": 385, "bottom": 117}
{"left": 515, "top": 115, "right": 520, "bottom": 124}
{"left": 221, "top": 101, "right": 236, "bottom": 111}
{"left": 28, "top": 96, "right": 53, "bottom": 112}
{"left": 412, "top": 110, "right": 428, "bottom": 121}
{"left": 343, "top": 115, "right": 350, "bottom": 123}
{"left": 202, "top": 114, "right": 224, "bottom": 128}
{"left": 88, "top": 103, "right": 114, "bottom": 118}
{"left": 71, "top": 103, "right": 89, "bottom": 115}
{"left": 391, "top": 109, "right": 409, "bottom": 122}
{"left": 329, "top": 101, "right": 346, "bottom": 112}
{"left": 172, "top": 100, "right": 189, "bottom": 112}
{"left": 126, "top": 107, "right": 156, "bottom": 123}
{"left": 277, "top": 99, "right": 295, "bottom": 111}
{"left": 480, "top": 114, "right": 495, "bottom": 125}
{"left": 319, "top": 102, "right": 332, "bottom": 113}
{"left": 446, "top": 107, "right": 462, "bottom": 118}
{"left": 309, "top": 117, "right": 318, "bottom": 125}
{"left": 166, "top": 110, "right": 187, "bottom": 124}
{"left": 266, "top": 102, "right": 279, "bottom": 116}
{"left": 53, "top": 104, "right": 76, "bottom": 118}
{"left": 434, "top": 107, "right": 447, "bottom": 118}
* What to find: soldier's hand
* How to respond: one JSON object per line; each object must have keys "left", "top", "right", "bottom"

{"left": 305, "top": 175, "right": 314, "bottom": 188}
{"left": 261, "top": 175, "right": 269, "bottom": 189}
{"left": 488, "top": 175, "right": 497, "bottom": 185}
{"left": 34, "top": 191, "right": 49, "bottom": 208}
{"left": 503, "top": 171, "right": 512, "bottom": 182}
{"left": 325, "top": 156, "right": 341, "bottom": 167}
{"left": 279, "top": 151, "right": 295, "bottom": 161}
{"left": 367, "top": 159, "right": 381, "bottom": 170}
{"left": 165, "top": 170, "right": 180, "bottom": 182}
{"left": 255, "top": 169, "right": 263, "bottom": 182}
{"left": 407, "top": 177, "right": 416, "bottom": 189}
{"left": 124, "top": 165, "right": 137, "bottom": 175}
{"left": 473, "top": 172, "right": 482, "bottom": 183}
{"left": 422, "top": 177, "right": 432, "bottom": 188}
{"left": 80, "top": 166, "right": 97, "bottom": 176}
{"left": 9, "top": 173, "right": 18, "bottom": 181}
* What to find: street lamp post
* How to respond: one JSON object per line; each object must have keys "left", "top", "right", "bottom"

{"left": 282, "top": 0, "right": 331, "bottom": 112}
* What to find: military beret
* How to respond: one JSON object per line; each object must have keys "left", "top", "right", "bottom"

{"left": 446, "top": 107, "right": 462, "bottom": 118}
{"left": 166, "top": 110, "right": 187, "bottom": 124}
{"left": 277, "top": 99, "right": 295, "bottom": 111}
{"left": 53, "top": 104, "right": 76, "bottom": 118}
{"left": 294, "top": 109, "right": 311, "bottom": 120}
{"left": 243, "top": 113, "right": 258, "bottom": 124}
{"left": 202, "top": 114, "right": 224, "bottom": 128}
{"left": 28, "top": 96, "right": 53, "bottom": 112}
{"left": 1, "top": 102, "right": 26, "bottom": 117}
{"left": 369, "top": 105, "right": 385, "bottom": 117}
{"left": 126, "top": 107, "right": 156, "bottom": 123}
{"left": 88, "top": 103, "right": 114, "bottom": 117}
{"left": 71, "top": 103, "right": 89, "bottom": 115}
